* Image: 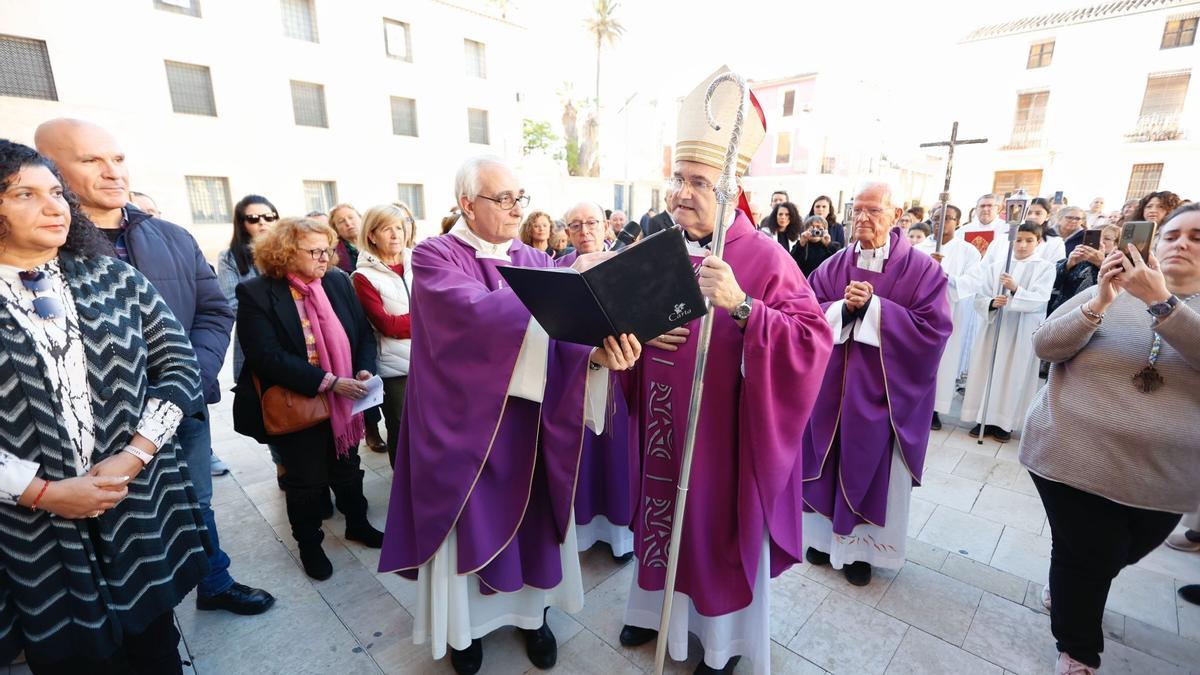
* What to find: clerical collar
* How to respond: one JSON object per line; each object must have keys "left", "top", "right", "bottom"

{"left": 682, "top": 229, "right": 713, "bottom": 253}
{"left": 449, "top": 217, "right": 512, "bottom": 262}
{"left": 854, "top": 238, "right": 891, "bottom": 260}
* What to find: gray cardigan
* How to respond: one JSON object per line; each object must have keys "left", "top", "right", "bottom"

{"left": 1019, "top": 286, "right": 1200, "bottom": 513}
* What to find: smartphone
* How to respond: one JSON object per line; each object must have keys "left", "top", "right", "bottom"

{"left": 1119, "top": 220, "right": 1157, "bottom": 262}
{"left": 1053, "top": 190, "right": 1064, "bottom": 205}
{"left": 1081, "top": 229, "right": 1101, "bottom": 249}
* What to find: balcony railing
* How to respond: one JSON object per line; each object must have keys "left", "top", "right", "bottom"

{"left": 1125, "top": 112, "right": 1185, "bottom": 142}
{"left": 1001, "top": 121, "right": 1045, "bottom": 150}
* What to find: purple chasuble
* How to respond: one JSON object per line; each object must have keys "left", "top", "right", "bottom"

{"left": 628, "top": 211, "right": 833, "bottom": 616}
{"left": 553, "top": 253, "right": 637, "bottom": 531}
{"left": 378, "top": 234, "right": 592, "bottom": 594}
{"left": 802, "top": 229, "right": 952, "bottom": 535}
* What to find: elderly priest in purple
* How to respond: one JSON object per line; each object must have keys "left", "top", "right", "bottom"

{"left": 802, "top": 181, "right": 953, "bottom": 587}
{"left": 378, "top": 157, "right": 641, "bottom": 675}
{"left": 616, "top": 67, "right": 834, "bottom": 675}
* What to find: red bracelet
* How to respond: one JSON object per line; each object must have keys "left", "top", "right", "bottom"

{"left": 30, "top": 479, "right": 50, "bottom": 511}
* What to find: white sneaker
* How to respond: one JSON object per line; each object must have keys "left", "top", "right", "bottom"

{"left": 1041, "top": 584, "right": 1052, "bottom": 610}
{"left": 1055, "top": 652, "right": 1096, "bottom": 674}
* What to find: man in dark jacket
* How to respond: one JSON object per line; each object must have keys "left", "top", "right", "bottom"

{"left": 36, "top": 118, "right": 275, "bottom": 615}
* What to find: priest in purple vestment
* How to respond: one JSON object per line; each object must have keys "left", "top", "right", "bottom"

{"left": 617, "top": 67, "right": 834, "bottom": 675}
{"left": 556, "top": 201, "right": 638, "bottom": 561}
{"left": 377, "top": 157, "right": 641, "bottom": 675}
{"left": 802, "top": 182, "right": 953, "bottom": 587}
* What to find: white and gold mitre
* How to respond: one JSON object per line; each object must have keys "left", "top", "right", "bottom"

{"left": 674, "top": 65, "right": 766, "bottom": 177}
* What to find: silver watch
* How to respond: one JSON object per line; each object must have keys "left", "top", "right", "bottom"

{"left": 730, "top": 294, "right": 753, "bottom": 321}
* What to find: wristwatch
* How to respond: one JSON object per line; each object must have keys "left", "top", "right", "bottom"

{"left": 730, "top": 294, "right": 753, "bottom": 321}
{"left": 1147, "top": 294, "right": 1178, "bottom": 319}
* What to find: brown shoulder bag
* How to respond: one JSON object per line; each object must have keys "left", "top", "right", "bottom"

{"left": 253, "top": 375, "right": 330, "bottom": 435}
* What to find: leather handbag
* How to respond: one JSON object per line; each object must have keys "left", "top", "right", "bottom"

{"left": 253, "top": 375, "right": 329, "bottom": 435}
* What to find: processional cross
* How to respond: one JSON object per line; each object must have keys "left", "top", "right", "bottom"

{"left": 919, "top": 121, "right": 987, "bottom": 253}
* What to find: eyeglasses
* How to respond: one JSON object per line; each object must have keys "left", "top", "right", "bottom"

{"left": 18, "top": 270, "right": 65, "bottom": 320}
{"left": 566, "top": 218, "right": 602, "bottom": 231}
{"left": 851, "top": 206, "right": 885, "bottom": 218}
{"left": 244, "top": 213, "right": 280, "bottom": 225}
{"left": 1061, "top": 215, "right": 1084, "bottom": 222}
{"left": 300, "top": 247, "right": 335, "bottom": 261}
{"left": 665, "top": 176, "right": 715, "bottom": 194}
{"left": 478, "top": 193, "right": 530, "bottom": 210}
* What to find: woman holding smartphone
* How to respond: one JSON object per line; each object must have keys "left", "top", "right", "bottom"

{"left": 1019, "top": 203, "right": 1200, "bottom": 674}
{"left": 1046, "top": 224, "right": 1119, "bottom": 315}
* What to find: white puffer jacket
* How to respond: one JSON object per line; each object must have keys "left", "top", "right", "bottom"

{"left": 352, "top": 249, "right": 413, "bottom": 378}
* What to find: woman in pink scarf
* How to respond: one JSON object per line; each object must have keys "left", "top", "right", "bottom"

{"left": 233, "top": 217, "right": 384, "bottom": 580}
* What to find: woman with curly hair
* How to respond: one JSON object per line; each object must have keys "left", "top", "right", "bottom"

{"left": 1133, "top": 190, "right": 1182, "bottom": 225}
{"left": 0, "top": 139, "right": 210, "bottom": 673}
{"left": 233, "top": 217, "right": 384, "bottom": 580}
{"left": 518, "top": 210, "right": 554, "bottom": 255}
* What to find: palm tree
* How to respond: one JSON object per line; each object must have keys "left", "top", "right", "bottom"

{"left": 584, "top": 0, "right": 624, "bottom": 115}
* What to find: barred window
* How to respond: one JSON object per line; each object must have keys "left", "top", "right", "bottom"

{"left": 281, "top": 0, "right": 318, "bottom": 42}
{"left": 303, "top": 180, "right": 337, "bottom": 215}
{"left": 390, "top": 97, "right": 418, "bottom": 136}
{"left": 1161, "top": 17, "right": 1198, "bottom": 49}
{"left": 1026, "top": 40, "right": 1054, "bottom": 69}
{"left": 464, "top": 39, "right": 486, "bottom": 78}
{"left": 290, "top": 80, "right": 328, "bottom": 127}
{"left": 384, "top": 19, "right": 412, "bottom": 61}
{"left": 154, "top": 0, "right": 201, "bottom": 17}
{"left": 1126, "top": 164, "right": 1163, "bottom": 201}
{"left": 467, "top": 108, "right": 489, "bottom": 144}
{"left": 164, "top": 61, "right": 216, "bottom": 116}
{"left": 185, "top": 176, "right": 232, "bottom": 224}
{"left": 397, "top": 184, "right": 425, "bottom": 219}
{"left": 0, "top": 35, "right": 58, "bottom": 101}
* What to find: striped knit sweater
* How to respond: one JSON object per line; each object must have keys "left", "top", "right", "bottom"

{"left": 1020, "top": 286, "right": 1200, "bottom": 513}
{"left": 0, "top": 253, "right": 208, "bottom": 664}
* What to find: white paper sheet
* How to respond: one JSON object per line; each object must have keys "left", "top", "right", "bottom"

{"left": 351, "top": 375, "right": 385, "bottom": 414}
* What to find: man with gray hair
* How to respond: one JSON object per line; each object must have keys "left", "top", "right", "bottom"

{"left": 378, "top": 156, "right": 641, "bottom": 674}
{"left": 802, "top": 181, "right": 953, "bottom": 586}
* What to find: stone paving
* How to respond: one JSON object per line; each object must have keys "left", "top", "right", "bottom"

{"left": 9, "top": 364, "right": 1199, "bottom": 674}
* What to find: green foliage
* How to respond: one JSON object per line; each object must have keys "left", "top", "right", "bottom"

{"left": 522, "top": 118, "right": 559, "bottom": 156}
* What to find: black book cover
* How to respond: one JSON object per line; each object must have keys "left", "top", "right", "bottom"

{"left": 498, "top": 227, "right": 706, "bottom": 347}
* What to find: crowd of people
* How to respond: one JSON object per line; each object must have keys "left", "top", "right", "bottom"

{"left": 0, "top": 70, "right": 1196, "bottom": 675}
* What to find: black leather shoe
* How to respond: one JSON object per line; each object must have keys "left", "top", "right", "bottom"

{"left": 967, "top": 424, "right": 984, "bottom": 438}
{"left": 695, "top": 655, "right": 741, "bottom": 674}
{"left": 300, "top": 545, "right": 333, "bottom": 580}
{"left": 619, "top": 624, "right": 658, "bottom": 647}
{"left": 990, "top": 427, "right": 1011, "bottom": 443}
{"left": 196, "top": 582, "right": 276, "bottom": 615}
{"left": 843, "top": 561, "right": 872, "bottom": 586}
{"left": 613, "top": 550, "right": 634, "bottom": 564}
{"left": 930, "top": 412, "right": 942, "bottom": 431}
{"left": 366, "top": 424, "right": 387, "bottom": 453}
{"left": 805, "top": 547, "right": 831, "bottom": 566}
{"left": 450, "top": 639, "right": 482, "bottom": 675}
{"left": 523, "top": 620, "right": 557, "bottom": 669}
{"left": 346, "top": 521, "right": 384, "bottom": 548}
{"left": 1179, "top": 585, "right": 1200, "bottom": 606}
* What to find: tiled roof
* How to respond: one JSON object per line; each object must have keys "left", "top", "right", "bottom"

{"left": 961, "top": 0, "right": 1199, "bottom": 42}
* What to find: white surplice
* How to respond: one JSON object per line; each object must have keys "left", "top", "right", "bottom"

{"left": 916, "top": 238, "right": 983, "bottom": 414}
{"left": 958, "top": 250, "right": 1054, "bottom": 433}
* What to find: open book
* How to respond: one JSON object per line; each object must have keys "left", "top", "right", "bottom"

{"left": 498, "top": 226, "right": 706, "bottom": 347}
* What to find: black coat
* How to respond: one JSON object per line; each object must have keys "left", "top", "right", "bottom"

{"left": 643, "top": 210, "right": 674, "bottom": 236}
{"left": 232, "top": 269, "right": 377, "bottom": 445}
{"left": 787, "top": 237, "right": 842, "bottom": 278}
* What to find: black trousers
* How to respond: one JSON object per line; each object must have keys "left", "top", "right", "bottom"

{"left": 1032, "top": 473, "right": 1180, "bottom": 668}
{"left": 278, "top": 424, "right": 367, "bottom": 548}
{"left": 26, "top": 610, "right": 182, "bottom": 674}
{"left": 381, "top": 375, "right": 407, "bottom": 468}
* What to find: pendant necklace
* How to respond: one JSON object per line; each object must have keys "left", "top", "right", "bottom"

{"left": 1134, "top": 292, "right": 1199, "bottom": 393}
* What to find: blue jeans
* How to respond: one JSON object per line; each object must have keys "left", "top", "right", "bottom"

{"left": 177, "top": 414, "right": 235, "bottom": 598}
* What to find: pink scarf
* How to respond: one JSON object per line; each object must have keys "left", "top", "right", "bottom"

{"left": 288, "top": 274, "right": 364, "bottom": 457}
